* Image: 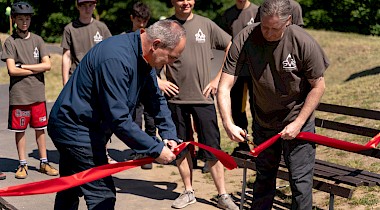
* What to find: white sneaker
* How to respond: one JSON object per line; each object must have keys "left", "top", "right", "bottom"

{"left": 217, "top": 194, "right": 239, "bottom": 210}
{"left": 172, "top": 190, "right": 196, "bottom": 209}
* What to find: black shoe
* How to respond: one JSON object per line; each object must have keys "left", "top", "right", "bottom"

{"left": 0, "top": 171, "right": 6, "bottom": 180}
{"left": 134, "top": 153, "right": 153, "bottom": 170}
{"left": 201, "top": 162, "right": 210, "bottom": 174}
{"left": 141, "top": 163, "right": 153, "bottom": 170}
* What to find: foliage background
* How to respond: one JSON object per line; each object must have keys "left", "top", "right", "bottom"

{"left": 0, "top": 0, "right": 379, "bottom": 43}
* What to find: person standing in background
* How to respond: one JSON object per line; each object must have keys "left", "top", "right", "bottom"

{"left": 1, "top": 1, "right": 58, "bottom": 179}
{"left": 219, "top": 0, "right": 259, "bottom": 155}
{"left": 128, "top": 1, "right": 155, "bottom": 170}
{"left": 165, "top": 0, "right": 238, "bottom": 209}
{"left": 255, "top": 0, "right": 304, "bottom": 27}
{"left": 61, "top": 0, "right": 112, "bottom": 85}
{"left": 61, "top": 0, "right": 114, "bottom": 163}
{"left": 0, "top": 38, "right": 6, "bottom": 181}
{"left": 218, "top": 0, "right": 328, "bottom": 209}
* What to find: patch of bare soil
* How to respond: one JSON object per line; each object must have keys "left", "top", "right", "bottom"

{"left": 145, "top": 157, "right": 380, "bottom": 210}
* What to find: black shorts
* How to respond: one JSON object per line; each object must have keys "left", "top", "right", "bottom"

{"left": 168, "top": 103, "right": 221, "bottom": 161}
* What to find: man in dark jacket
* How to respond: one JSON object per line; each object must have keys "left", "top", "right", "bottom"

{"left": 48, "top": 19, "right": 186, "bottom": 210}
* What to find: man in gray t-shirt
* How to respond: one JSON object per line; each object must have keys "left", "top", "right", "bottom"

{"left": 61, "top": 0, "right": 112, "bottom": 86}
{"left": 218, "top": 0, "right": 328, "bottom": 209}
{"left": 219, "top": 0, "right": 259, "bottom": 155}
{"left": 164, "top": 1, "right": 238, "bottom": 209}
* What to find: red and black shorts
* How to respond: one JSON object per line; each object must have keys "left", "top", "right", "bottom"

{"left": 8, "top": 102, "right": 48, "bottom": 132}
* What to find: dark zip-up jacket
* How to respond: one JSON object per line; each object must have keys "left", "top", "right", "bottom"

{"left": 48, "top": 31, "right": 178, "bottom": 158}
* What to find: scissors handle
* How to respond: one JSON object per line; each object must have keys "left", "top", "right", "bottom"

{"left": 243, "top": 130, "right": 256, "bottom": 147}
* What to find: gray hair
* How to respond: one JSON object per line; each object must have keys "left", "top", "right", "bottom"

{"left": 260, "top": 0, "right": 292, "bottom": 23}
{"left": 145, "top": 19, "right": 186, "bottom": 50}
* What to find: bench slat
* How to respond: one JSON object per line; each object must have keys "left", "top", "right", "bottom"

{"left": 233, "top": 157, "right": 354, "bottom": 198}
{"left": 313, "top": 168, "right": 369, "bottom": 187}
{"left": 315, "top": 159, "right": 380, "bottom": 186}
{"left": 317, "top": 103, "right": 380, "bottom": 121}
{"left": 315, "top": 118, "right": 379, "bottom": 137}
{"left": 234, "top": 151, "right": 378, "bottom": 187}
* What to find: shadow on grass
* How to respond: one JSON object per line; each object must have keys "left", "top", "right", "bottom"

{"left": 345, "top": 66, "right": 380, "bottom": 82}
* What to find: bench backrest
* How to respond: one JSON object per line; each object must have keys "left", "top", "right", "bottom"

{"left": 315, "top": 102, "right": 380, "bottom": 158}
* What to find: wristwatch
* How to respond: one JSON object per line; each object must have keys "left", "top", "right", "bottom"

{"left": 15, "top": 63, "right": 22, "bottom": 68}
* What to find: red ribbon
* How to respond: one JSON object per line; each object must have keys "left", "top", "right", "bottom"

{"left": 365, "top": 132, "right": 380, "bottom": 148}
{"left": 250, "top": 132, "right": 379, "bottom": 157}
{"left": 249, "top": 134, "right": 281, "bottom": 157}
{"left": 0, "top": 141, "right": 236, "bottom": 197}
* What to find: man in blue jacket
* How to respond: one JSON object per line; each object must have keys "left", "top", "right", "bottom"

{"left": 48, "top": 19, "right": 186, "bottom": 210}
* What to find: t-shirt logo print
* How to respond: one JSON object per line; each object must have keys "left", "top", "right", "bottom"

{"left": 33, "top": 47, "right": 39, "bottom": 59}
{"left": 282, "top": 54, "right": 297, "bottom": 70}
{"left": 247, "top": 17, "right": 255, "bottom": 26}
{"left": 94, "top": 31, "right": 103, "bottom": 43}
{"left": 195, "top": 29, "right": 206, "bottom": 43}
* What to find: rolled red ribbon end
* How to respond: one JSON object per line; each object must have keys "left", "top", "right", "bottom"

{"left": 365, "top": 132, "right": 380, "bottom": 148}
{"left": 249, "top": 134, "right": 281, "bottom": 157}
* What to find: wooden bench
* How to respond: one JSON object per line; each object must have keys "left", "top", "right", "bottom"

{"left": 233, "top": 102, "right": 380, "bottom": 210}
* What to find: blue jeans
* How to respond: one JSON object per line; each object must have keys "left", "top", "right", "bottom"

{"left": 53, "top": 142, "right": 116, "bottom": 210}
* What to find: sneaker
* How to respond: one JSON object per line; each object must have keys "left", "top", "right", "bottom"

{"left": 172, "top": 190, "right": 196, "bottom": 209}
{"left": 0, "top": 171, "right": 6, "bottom": 180}
{"left": 15, "top": 165, "right": 28, "bottom": 179}
{"left": 217, "top": 194, "right": 239, "bottom": 210}
{"left": 39, "top": 162, "right": 59, "bottom": 176}
{"left": 107, "top": 154, "right": 118, "bottom": 164}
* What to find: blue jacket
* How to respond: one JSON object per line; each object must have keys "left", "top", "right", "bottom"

{"left": 48, "top": 31, "right": 178, "bottom": 158}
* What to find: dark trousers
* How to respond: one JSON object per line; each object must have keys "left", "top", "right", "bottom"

{"left": 53, "top": 142, "right": 116, "bottom": 210}
{"left": 231, "top": 76, "right": 254, "bottom": 149}
{"left": 251, "top": 120, "right": 316, "bottom": 210}
{"left": 133, "top": 102, "right": 156, "bottom": 136}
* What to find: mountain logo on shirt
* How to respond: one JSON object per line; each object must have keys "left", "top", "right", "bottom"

{"left": 195, "top": 29, "right": 206, "bottom": 43}
{"left": 247, "top": 17, "right": 255, "bottom": 26}
{"left": 282, "top": 54, "right": 297, "bottom": 70}
{"left": 33, "top": 47, "right": 39, "bottom": 59}
{"left": 94, "top": 31, "right": 103, "bottom": 43}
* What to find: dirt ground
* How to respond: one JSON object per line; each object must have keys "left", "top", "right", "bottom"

{"left": 140, "top": 155, "right": 380, "bottom": 210}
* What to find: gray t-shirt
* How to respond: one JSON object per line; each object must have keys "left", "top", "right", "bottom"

{"left": 220, "top": 3, "right": 259, "bottom": 76}
{"left": 254, "top": 0, "right": 304, "bottom": 27}
{"left": 223, "top": 24, "right": 329, "bottom": 129}
{"left": 220, "top": 3, "right": 259, "bottom": 37}
{"left": 61, "top": 19, "right": 112, "bottom": 74}
{"left": 1, "top": 32, "right": 48, "bottom": 105}
{"left": 166, "top": 14, "right": 231, "bottom": 104}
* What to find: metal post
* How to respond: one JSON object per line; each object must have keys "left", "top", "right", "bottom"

{"left": 329, "top": 193, "right": 334, "bottom": 210}
{"left": 240, "top": 165, "right": 248, "bottom": 210}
